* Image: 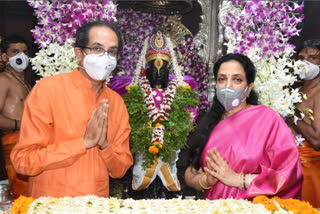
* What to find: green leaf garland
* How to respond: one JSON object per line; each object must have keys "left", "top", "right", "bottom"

{"left": 123, "top": 85, "right": 199, "bottom": 169}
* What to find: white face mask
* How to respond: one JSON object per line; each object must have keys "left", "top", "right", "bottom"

{"left": 299, "top": 60, "right": 320, "bottom": 80}
{"left": 7, "top": 52, "right": 29, "bottom": 72}
{"left": 83, "top": 52, "right": 117, "bottom": 81}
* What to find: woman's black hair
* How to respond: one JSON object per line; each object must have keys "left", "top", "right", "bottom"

{"left": 179, "top": 53, "right": 259, "bottom": 171}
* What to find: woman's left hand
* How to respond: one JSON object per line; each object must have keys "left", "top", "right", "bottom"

{"left": 204, "top": 148, "right": 239, "bottom": 188}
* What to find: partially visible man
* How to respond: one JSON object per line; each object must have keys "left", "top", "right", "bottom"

{"left": 287, "top": 40, "right": 320, "bottom": 207}
{"left": 0, "top": 34, "right": 7, "bottom": 182}
{"left": 0, "top": 35, "right": 31, "bottom": 196}
{"left": 11, "top": 20, "right": 133, "bottom": 198}
{"left": 0, "top": 35, "right": 5, "bottom": 71}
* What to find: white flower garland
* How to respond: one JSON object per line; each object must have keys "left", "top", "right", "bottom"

{"left": 152, "top": 124, "right": 165, "bottom": 146}
{"left": 31, "top": 38, "right": 78, "bottom": 77}
{"left": 139, "top": 76, "right": 178, "bottom": 122}
{"left": 27, "top": 195, "right": 288, "bottom": 214}
{"left": 139, "top": 76, "right": 179, "bottom": 148}
{"left": 131, "top": 34, "right": 190, "bottom": 150}
{"left": 131, "top": 38, "right": 149, "bottom": 85}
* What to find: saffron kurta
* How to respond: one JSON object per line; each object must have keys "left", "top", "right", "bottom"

{"left": 201, "top": 105, "right": 303, "bottom": 200}
{"left": 10, "top": 69, "right": 133, "bottom": 198}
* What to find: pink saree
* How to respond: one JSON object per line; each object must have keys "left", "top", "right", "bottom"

{"left": 201, "top": 105, "right": 303, "bottom": 200}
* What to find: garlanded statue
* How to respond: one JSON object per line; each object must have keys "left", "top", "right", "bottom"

{"left": 120, "top": 27, "right": 199, "bottom": 199}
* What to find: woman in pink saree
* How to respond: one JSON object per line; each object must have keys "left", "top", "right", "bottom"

{"left": 183, "top": 53, "right": 303, "bottom": 200}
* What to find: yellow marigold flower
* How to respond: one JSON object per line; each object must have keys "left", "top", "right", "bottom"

{"left": 148, "top": 145, "right": 159, "bottom": 154}
{"left": 178, "top": 85, "right": 191, "bottom": 91}
{"left": 125, "top": 84, "right": 138, "bottom": 92}
{"left": 11, "top": 195, "right": 34, "bottom": 214}
{"left": 153, "top": 141, "right": 163, "bottom": 148}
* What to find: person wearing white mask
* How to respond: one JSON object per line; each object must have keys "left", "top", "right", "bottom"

{"left": 10, "top": 21, "right": 133, "bottom": 199}
{"left": 0, "top": 35, "right": 30, "bottom": 197}
{"left": 287, "top": 40, "right": 320, "bottom": 207}
{"left": 182, "top": 53, "right": 302, "bottom": 200}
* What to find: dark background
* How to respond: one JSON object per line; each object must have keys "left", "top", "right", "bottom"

{"left": 0, "top": 0, "right": 319, "bottom": 86}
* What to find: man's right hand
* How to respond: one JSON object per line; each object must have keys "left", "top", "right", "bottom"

{"left": 84, "top": 99, "right": 109, "bottom": 149}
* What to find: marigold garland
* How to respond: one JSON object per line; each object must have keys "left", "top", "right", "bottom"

{"left": 253, "top": 195, "right": 319, "bottom": 214}
{"left": 9, "top": 195, "right": 34, "bottom": 214}
{"left": 123, "top": 84, "right": 199, "bottom": 169}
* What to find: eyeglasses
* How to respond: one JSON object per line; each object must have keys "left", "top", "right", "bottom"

{"left": 82, "top": 46, "right": 118, "bottom": 57}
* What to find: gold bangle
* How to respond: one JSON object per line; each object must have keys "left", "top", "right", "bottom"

{"left": 199, "top": 173, "right": 211, "bottom": 190}
{"left": 243, "top": 174, "right": 247, "bottom": 190}
{"left": 239, "top": 172, "right": 245, "bottom": 190}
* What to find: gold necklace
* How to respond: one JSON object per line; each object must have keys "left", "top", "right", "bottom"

{"left": 6, "top": 69, "right": 31, "bottom": 93}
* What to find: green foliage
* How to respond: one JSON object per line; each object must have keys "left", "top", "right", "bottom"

{"left": 123, "top": 85, "right": 199, "bottom": 169}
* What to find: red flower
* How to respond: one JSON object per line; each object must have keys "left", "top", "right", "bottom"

{"left": 140, "top": 68, "right": 146, "bottom": 76}
{"left": 164, "top": 109, "right": 171, "bottom": 113}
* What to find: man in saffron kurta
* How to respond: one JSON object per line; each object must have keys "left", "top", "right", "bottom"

{"left": 201, "top": 105, "right": 303, "bottom": 200}
{"left": 10, "top": 21, "right": 133, "bottom": 198}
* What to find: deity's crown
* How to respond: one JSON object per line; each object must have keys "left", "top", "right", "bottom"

{"left": 145, "top": 27, "right": 171, "bottom": 63}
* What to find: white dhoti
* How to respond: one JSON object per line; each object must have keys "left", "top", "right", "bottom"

{"left": 132, "top": 150, "right": 180, "bottom": 191}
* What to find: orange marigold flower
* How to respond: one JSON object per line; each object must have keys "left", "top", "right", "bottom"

{"left": 155, "top": 123, "right": 164, "bottom": 128}
{"left": 253, "top": 196, "right": 319, "bottom": 213}
{"left": 264, "top": 202, "right": 279, "bottom": 211}
{"left": 153, "top": 141, "right": 163, "bottom": 148}
{"left": 11, "top": 195, "right": 34, "bottom": 214}
{"left": 148, "top": 145, "right": 159, "bottom": 154}
{"left": 253, "top": 195, "right": 270, "bottom": 204}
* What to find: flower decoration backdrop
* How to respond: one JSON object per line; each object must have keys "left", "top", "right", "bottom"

{"left": 220, "top": 0, "right": 305, "bottom": 116}
{"left": 117, "top": 9, "right": 208, "bottom": 93}
{"left": 28, "top": 0, "right": 117, "bottom": 77}
{"left": 28, "top": 1, "right": 209, "bottom": 108}
{"left": 116, "top": 9, "right": 209, "bottom": 110}
{"left": 28, "top": 0, "right": 305, "bottom": 116}
{"left": 116, "top": 9, "right": 168, "bottom": 76}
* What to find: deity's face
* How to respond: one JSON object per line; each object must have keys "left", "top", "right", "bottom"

{"left": 298, "top": 46, "right": 320, "bottom": 66}
{"left": 146, "top": 60, "right": 169, "bottom": 89}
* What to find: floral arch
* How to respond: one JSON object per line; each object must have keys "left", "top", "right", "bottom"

{"left": 28, "top": 0, "right": 304, "bottom": 117}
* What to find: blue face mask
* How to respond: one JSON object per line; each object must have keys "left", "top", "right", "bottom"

{"left": 216, "top": 86, "right": 248, "bottom": 111}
